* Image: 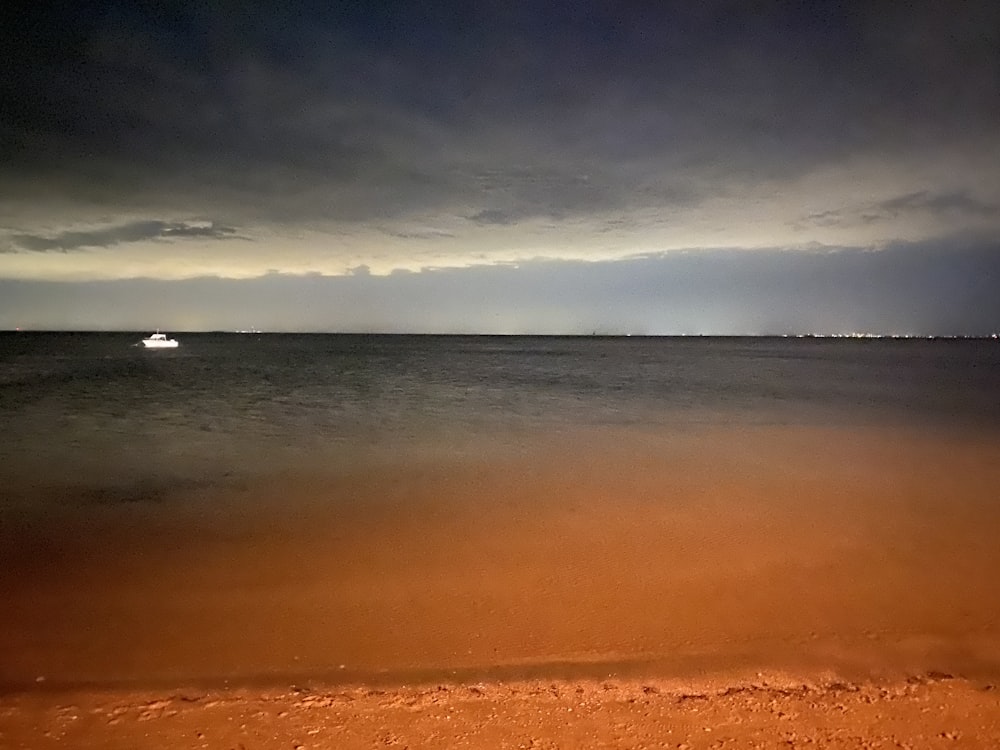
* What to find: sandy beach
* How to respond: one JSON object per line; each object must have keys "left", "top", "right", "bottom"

{"left": 3, "top": 674, "right": 999, "bottom": 748}
{"left": 3, "top": 424, "right": 1000, "bottom": 746}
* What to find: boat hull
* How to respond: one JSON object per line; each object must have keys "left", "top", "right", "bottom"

{"left": 142, "top": 338, "right": 179, "bottom": 348}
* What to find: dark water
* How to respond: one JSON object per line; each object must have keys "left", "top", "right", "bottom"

{"left": 1, "top": 332, "right": 999, "bottom": 500}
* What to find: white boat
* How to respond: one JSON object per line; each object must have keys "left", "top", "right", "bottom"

{"left": 141, "top": 331, "right": 179, "bottom": 348}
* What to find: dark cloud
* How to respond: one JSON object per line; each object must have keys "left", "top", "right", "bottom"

{"left": 800, "top": 209, "right": 845, "bottom": 228}
{"left": 2, "top": 1, "right": 997, "bottom": 224}
{"left": 875, "top": 191, "right": 998, "bottom": 219}
{"left": 382, "top": 228, "right": 455, "bottom": 240}
{"left": 468, "top": 209, "right": 518, "bottom": 226}
{"left": 3, "top": 237, "right": 998, "bottom": 336}
{"left": 800, "top": 190, "right": 999, "bottom": 229}
{"left": 10, "top": 221, "right": 240, "bottom": 253}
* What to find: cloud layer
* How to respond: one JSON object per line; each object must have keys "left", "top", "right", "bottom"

{"left": 1, "top": 1, "right": 998, "bottom": 331}
{"left": 8, "top": 221, "right": 239, "bottom": 253}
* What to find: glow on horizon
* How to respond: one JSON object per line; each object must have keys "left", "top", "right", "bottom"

{"left": 4, "top": 171, "right": 998, "bottom": 283}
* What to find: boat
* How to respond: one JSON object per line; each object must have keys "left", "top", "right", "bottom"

{"left": 141, "top": 331, "right": 179, "bottom": 348}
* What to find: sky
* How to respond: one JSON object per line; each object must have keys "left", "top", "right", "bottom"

{"left": 1, "top": 0, "right": 999, "bottom": 334}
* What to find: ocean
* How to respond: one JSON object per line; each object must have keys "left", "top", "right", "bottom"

{"left": 2, "top": 333, "right": 1000, "bottom": 688}
{"left": 3, "top": 332, "right": 999, "bottom": 495}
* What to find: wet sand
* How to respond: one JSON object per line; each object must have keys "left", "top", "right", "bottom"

{"left": 2, "top": 424, "right": 1000, "bottom": 745}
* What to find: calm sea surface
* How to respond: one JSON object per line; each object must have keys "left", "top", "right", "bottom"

{"left": 1, "top": 332, "right": 999, "bottom": 501}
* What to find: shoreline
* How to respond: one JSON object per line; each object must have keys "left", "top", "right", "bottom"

{"left": 3, "top": 672, "right": 998, "bottom": 749}
{"left": 6, "top": 633, "right": 1000, "bottom": 698}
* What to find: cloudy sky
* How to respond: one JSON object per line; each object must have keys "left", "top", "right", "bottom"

{"left": 1, "top": 1, "right": 998, "bottom": 334}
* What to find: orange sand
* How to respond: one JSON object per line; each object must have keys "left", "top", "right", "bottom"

{"left": 3, "top": 675, "right": 1000, "bottom": 748}
{"left": 2, "top": 424, "right": 1000, "bottom": 745}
